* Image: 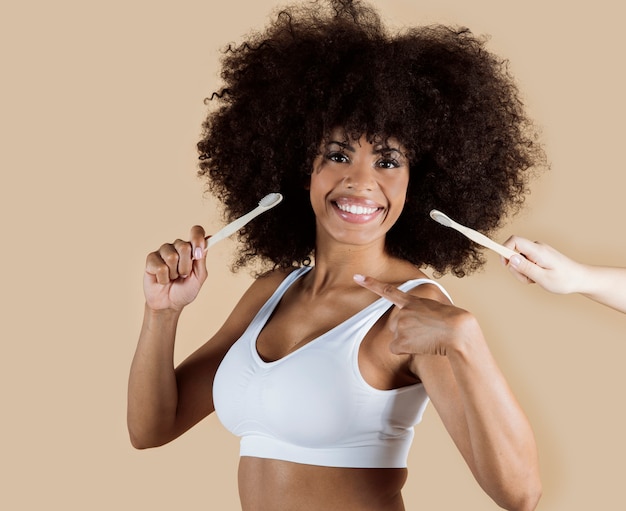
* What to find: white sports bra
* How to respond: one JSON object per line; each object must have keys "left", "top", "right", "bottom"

{"left": 213, "top": 266, "right": 452, "bottom": 468}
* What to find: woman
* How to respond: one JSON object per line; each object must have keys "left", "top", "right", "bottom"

{"left": 127, "top": 1, "right": 546, "bottom": 509}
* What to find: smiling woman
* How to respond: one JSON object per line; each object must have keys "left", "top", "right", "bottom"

{"left": 127, "top": 1, "right": 548, "bottom": 510}
{"left": 309, "top": 131, "right": 410, "bottom": 246}
{"left": 196, "top": 0, "right": 547, "bottom": 277}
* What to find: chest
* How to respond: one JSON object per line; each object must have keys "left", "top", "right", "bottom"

{"left": 214, "top": 325, "right": 429, "bottom": 460}
{"left": 256, "top": 295, "right": 359, "bottom": 358}
{"left": 255, "top": 290, "right": 417, "bottom": 390}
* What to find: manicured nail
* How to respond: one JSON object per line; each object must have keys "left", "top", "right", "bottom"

{"left": 194, "top": 247, "right": 203, "bottom": 260}
{"left": 509, "top": 254, "right": 522, "bottom": 268}
{"left": 353, "top": 274, "right": 365, "bottom": 282}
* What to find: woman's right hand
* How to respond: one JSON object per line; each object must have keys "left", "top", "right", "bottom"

{"left": 143, "top": 225, "right": 209, "bottom": 311}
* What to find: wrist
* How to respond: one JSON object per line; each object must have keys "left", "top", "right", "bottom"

{"left": 573, "top": 262, "right": 600, "bottom": 297}
{"left": 143, "top": 303, "right": 183, "bottom": 322}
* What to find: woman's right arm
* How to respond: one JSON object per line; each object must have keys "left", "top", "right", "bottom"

{"left": 127, "top": 225, "right": 211, "bottom": 448}
{"left": 127, "top": 226, "right": 281, "bottom": 449}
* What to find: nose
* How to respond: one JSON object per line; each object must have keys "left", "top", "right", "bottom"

{"left": 343, "top": 161, "right": 376, "bottom": 192}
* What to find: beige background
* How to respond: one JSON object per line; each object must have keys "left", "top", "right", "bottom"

{"left": 2, "top": 0, "right": 624, "bottom": 509}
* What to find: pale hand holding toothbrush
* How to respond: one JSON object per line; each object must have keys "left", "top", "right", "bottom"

{"left": 503, "top": 235, "right": 626, "bottom": 313}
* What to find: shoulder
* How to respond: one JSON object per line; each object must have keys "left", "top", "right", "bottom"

{"left": 394, "top": 264, "right": 453, "bottom": 305}
{"left": 251, "top": 266, "right": 304, "bottom": 293}
{"left": 227, "top": 266, "right": 304, "bottom": 320}
{"left": 407, "top": 279, "right": 452, "bottom": 305}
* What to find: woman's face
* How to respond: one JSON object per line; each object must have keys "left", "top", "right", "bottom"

{"left": 309, "top": 129, "right": 410, "bottom": 247}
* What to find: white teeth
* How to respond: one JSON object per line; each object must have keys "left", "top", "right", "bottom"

{"left": 337, "top": 203, "right": 378, "bottom": 215}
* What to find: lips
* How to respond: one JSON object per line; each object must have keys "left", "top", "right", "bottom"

{"left": 332, "top": 197, "right": 384, "bottom": 223}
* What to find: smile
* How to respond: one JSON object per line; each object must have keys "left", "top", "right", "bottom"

{"left": 332, "top": 198, "right": 384, "bottom": 224}
{"left": 336, "top": 203, "right": 379, "bottom": 215}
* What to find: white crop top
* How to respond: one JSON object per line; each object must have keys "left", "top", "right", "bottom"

{"left": 213, "top": 266, "right": 452, "bottom": 468}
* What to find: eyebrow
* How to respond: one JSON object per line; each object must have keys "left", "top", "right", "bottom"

{"left": 327, "top": 140, "right": 404, "bottom": 155}
{"left": 327, "top": 140, "right": 355, "bottom": 152}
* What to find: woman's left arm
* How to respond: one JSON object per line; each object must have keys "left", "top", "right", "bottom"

{"left": 417, "top": 313, "right": 540, "bottom": 511}
{"left": 354, "top": 275, "right": 541, "bottom": 511}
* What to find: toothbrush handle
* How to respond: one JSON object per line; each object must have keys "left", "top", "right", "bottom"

{"left": 453, "top": 222, "right": 518, "bottom": 260}
{"left": 205, "top": 206, "right": 263, "bottom": 248}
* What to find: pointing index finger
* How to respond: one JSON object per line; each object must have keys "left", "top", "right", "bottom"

{"left": 353, "top": 274, "right": 410, "bottom": 309}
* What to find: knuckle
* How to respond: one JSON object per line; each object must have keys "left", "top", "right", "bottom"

{"left": 163, "top": 250, "right": 179, "bottom": 266}
{"left": 174, "top": 239, "right": 192, "bottom": 256}
{"left": 145, "top": 251, "right": 158, "bottom": 265}
{"left": 382, "top": 283, "right": 397, "bottom": 296}
{"left": 159, "top": 243, "right": 171, "bottom": 251}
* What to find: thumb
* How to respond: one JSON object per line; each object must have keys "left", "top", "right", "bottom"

{"left": 189, "top": 225, "right": 209, "bottom": 281}
{"left": 508, "top": 253, "right": 541, "bottom": 282}
{"left": 192, "top": 242, "right": 208, "bottom": 282}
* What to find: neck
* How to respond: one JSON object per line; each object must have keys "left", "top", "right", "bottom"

{"left": 305, "top": 238, "right": 395, "bottom": 294}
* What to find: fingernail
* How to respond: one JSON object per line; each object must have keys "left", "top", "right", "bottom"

{"left": 353, "top": 274, "right": 365, "bottom": 282}
{"left": 194, "top": 247, "right": 203, "bottom": 260}
{"left": 509, "top": 254, "right": 522, "bottom": 268}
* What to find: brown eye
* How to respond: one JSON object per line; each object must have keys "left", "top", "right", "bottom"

{"left": 377, "top": 157, "right": 401, "bottom": 169}
{"left": 327, "top": 152, "right": 349, "bottom": 164}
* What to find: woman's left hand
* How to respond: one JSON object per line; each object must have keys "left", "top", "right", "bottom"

{"left": 353, "top": 274, "right": 476, "bottom": 357}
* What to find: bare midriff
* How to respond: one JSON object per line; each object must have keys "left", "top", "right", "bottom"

{"left": 238, "top": 456, "right": 408, "bottom": 511}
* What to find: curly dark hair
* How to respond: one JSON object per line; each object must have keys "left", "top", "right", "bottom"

{"left": 197, "top": 0, "right": 547, "bottom": 277}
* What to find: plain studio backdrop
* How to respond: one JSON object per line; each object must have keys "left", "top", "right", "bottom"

{"left": 1, "top": 1, "right": 624, "bottom": 509}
